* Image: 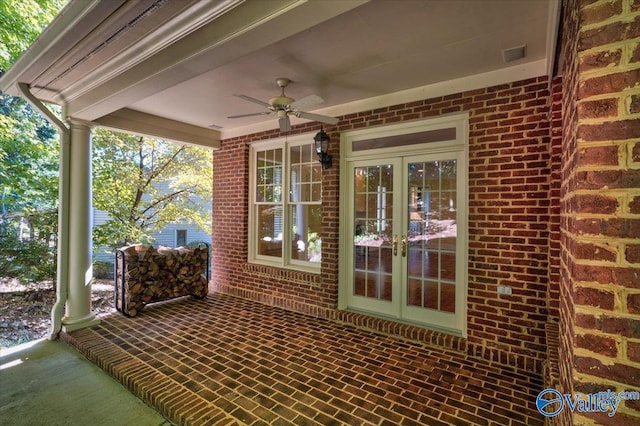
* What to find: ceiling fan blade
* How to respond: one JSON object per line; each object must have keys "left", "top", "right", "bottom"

{"left": 279, "top": 114, "right": 291, "bottom": 132}
{"left": 227, "top": 111, "right": 272, "bottom": 119}
{"left": 295, "top": 111, "right": 339, "bottom": 125}
{"left": 289, "top": 94, "right": 323, "bottom": 110}
{"left": 234, "top": 94, "right": 272, "bottom": 109}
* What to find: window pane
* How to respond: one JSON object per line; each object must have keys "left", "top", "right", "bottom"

{"left": 176, "top": 230, "right": 187, "bottom": 247}
{"left": 291, "top": 204, "right": 322, "bottom": 263}
{"left": 290, "top": 144, "right": 321, "bottom": 203}
{"left": 256, "top": 148, "right": 282, "bottom": 202}
{"left": 257, "top": 205, "right": 283, "bottom": 258}
{"left": 312, "top": 183, "right": 321, "bottom": 201}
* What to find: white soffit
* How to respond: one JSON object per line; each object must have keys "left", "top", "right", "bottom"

{"left": 0, "top": 0, "right": 559, "bottom": 143}
{"left": 65, "top": 0, "right": 369, "bottom": 121}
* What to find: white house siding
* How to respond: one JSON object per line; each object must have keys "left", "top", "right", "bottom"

{"left": 93, "top": 217, "right": 211, "bottom": 263}
{"left": 92, "top": 192, "right": 212, "bottom": 264}
{"left": 153, "top": 222, "right": 211, "bottom": 248}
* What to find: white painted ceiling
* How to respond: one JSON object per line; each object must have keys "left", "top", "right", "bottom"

{"left": 1, "top": 0, "right": 558, "bottom": 141}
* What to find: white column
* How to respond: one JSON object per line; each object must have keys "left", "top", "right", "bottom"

{"left": 61, "top": 121, "right": 99, "bottom": 331}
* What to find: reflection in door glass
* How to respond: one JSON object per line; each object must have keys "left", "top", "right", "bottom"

{"left": 353, "top": 165, "right": 394, "bottom": 301}
{"left": 407, "top": 160, "right": 456, "bottom": 312}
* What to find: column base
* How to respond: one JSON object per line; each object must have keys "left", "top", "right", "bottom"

{"left": 61, "top": 313, "right": 100, "bottom": 332}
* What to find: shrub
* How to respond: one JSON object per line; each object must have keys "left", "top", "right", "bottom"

{"left": 0, "top": 212, "right": 57, "bottom": 286}
{"left": 93, "top": 260, "right": 114, "bottom": 280}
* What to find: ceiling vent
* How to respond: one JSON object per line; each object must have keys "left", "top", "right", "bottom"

{"left": 502, "top": 45, "right": 526, "bottom": 63}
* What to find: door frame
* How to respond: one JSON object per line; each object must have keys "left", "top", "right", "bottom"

{"left": 338, "top": 114, "right": 469, "bottom": 337}
{"left": 344, "top": 157, "right": 404, "bottom": 319}
{"left": 400, "top": 151, "right": 468, "bottom": 334}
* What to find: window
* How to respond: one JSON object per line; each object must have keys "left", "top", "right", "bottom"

{"left": 249, "top": 134, "right": 322, "bottom": 271}
{"left": 176, "top": 229, "right": 187, "bottom": 247}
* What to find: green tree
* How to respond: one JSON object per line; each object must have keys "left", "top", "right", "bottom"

{"left": 0, "top": 0, "right": 67, "bottom": 72}
{"left": 92, "top": 128, "right": 212, "bottom": 250}
{"left": 0, "top": 0, "right": 66, "bottom": 284}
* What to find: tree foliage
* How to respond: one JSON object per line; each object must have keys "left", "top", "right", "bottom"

{"left": 0, "top": 0, "right": 65, "bottom": 284}
{"left": 0, "top": 96, "right": 59, "bottom": 284}
{"left": 0, "top": 0, "right": 67, "bottom": 73}
{"left": 0, "top": 0, "right": 213, "bottom": 284}
{"left": 92, "top": 129, "right": 212, "bottom": 250}
{"left": 0, "top": 96, "right": 59, "bottom": 213}
{"left": 0, "top": 0, "right": 62, "bottom": 214}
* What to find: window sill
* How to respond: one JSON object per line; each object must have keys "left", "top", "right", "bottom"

{"left": 244, "top": 262, "right": 322, "bottom": 286}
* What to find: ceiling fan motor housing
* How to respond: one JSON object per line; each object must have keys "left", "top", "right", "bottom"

{"left": 271, "top": 78, "right": 294, "bottom": 108}
{"left": 269, "top": 95, "right": 295, "bottom": 108}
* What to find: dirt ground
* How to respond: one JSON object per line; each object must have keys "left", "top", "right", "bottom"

{"left": 0, "top": 277, "right": 116, "bottom": 348}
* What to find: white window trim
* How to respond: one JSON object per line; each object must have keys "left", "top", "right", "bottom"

{"left": 248, "top": 132, "right": 321, "bottom": 273}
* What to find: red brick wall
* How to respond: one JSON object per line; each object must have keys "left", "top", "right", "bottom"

{"left": 212, "top": 76, "right": 556, "bottom": 371}
{"left": 562, "top": 0, "right": 640, "bottom": 424}
{"left": 558, "top": 1, "right": 580, "bottom": 424}
{"left": 549, "top": 77, "right": 563, "bottom": 326}
{"left": 212, "top": 120, "right": 340, "bottom": 311}
{"left": 464, "top": 77, "right": 552, "bottom": 367}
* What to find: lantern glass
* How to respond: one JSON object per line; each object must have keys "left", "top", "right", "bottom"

{"left": 313, "top": 127, "right": 332, "bottom": 169}
{"left": 314, "top": 136, "right": 323, "bottom": 154}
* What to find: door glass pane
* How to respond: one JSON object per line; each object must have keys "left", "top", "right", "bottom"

{"left": 353, "top": 165, "right": 394, "bottom": 301}
{"left": 406, "top": 160, "right": 457, "bottom": 312}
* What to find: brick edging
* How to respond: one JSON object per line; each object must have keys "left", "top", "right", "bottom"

{"left": 61, "top": 329, "right": 233, "bottom": 425}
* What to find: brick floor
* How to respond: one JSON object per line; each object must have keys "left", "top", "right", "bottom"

{"left": 63, "top": 293, "right": 546, "bottom": 425}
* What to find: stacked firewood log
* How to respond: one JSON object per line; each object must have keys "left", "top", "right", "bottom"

{"left": 115, "top": 244, "right": 208, "bottom": 317}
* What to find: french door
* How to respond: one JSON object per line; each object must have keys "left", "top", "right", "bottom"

{"left": 345, "top": 151, "right": 467, "bottom": 335}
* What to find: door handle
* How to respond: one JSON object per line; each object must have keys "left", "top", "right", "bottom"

{"left": 392, "top": 235, "right": 398, "bottom": 256}
{"left": 401, "top": 235, "right": 407, "bottom": 257}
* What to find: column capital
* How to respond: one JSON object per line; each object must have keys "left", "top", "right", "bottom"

{"left": 66, "top": 117, "right": 94, "bottom": 129}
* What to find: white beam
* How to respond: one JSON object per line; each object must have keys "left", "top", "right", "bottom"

{"left": 93, "top": 108, "right": 221, "bottom": 149}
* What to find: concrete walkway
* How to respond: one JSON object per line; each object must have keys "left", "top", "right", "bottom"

{"left": 0, "top": 339, "right": 170, "bottom": 426}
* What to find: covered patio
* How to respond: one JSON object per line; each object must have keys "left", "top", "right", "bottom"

{"left": 2, "top": 0, "right": 640, "bottom": 425}
{"left": 63, "top": 293, "right": 543, "bottom": 425}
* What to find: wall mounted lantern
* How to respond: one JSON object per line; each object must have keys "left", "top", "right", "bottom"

{"left": 313, "top": 126, "right": 332, "bottom": 169}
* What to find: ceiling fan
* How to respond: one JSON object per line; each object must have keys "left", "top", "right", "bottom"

{"left": 228, "top": 78, "right": 338, "bottom": 132}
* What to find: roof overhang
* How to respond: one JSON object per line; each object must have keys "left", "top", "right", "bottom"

{"left": 0, "top": 0, "right": 561, "bottom": 145}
